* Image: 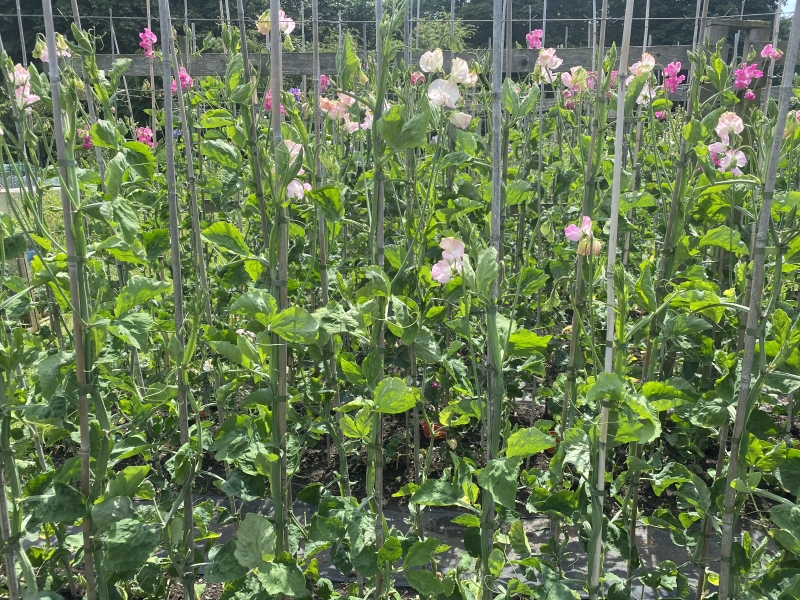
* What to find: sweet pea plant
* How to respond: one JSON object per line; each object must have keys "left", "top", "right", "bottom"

{"left": 1, "top": 2, "right": 800, "bottom": 600}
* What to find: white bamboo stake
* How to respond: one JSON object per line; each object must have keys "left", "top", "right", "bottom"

{"left": 589, "top": 1, "right": 636, "bottom": 598}
{"left": 718, "top": 6, "right": 800, "bottom": 598}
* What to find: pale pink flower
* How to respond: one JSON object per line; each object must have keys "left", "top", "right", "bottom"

{"left": 420, "top": 49, "right": 444, "bottom": 73}
{"left": 537, "top": 48, "right": 563, "bottom": 71}
{"left": 561, "top": 66, "right": 588, "bottom": 92}
{"left": 715, "top": 112, "right": 744, "bottom": 145}
{"left": 14, "top": 84, "right": 39, "bottom": 112}
{"left": 327, "top": 101, "right": 348, "bottom": 121}
{"left": 577, "top": 238, "right": 602, "bottom": 256}
{"left": 11, "top": 64, "right": 28, "bottom": 87}
{"left": 360, "top": 111, "right": 373, "bottom": 130}
{"left": 564, "top": 216, "right": 592, "bottom": 242}
{"left": 450, "top": 111, "right": 472, "bottom": 130}
{"left": 337, "top": 93, "right": 355, "bottom": 107}
{"left": 629, "top": 53, "right": 655, "bottom": 77}
{"left": 428, "top": 79, "right": 460, "bottom": 108}
{"left": 717, "top": 148, "right": 747, "bottom": 175}
{"left": 287, "top": 179, "right": 306, "bottom": 199}
{"left": 256, "top": 10, "right": 295, "bottom": 35}
{"left": 432, "top": 237, "right": 466, "bottom": 284}
{"left": 284, "top": 139, "right": 302, "bottom": 162}
{"left": 343, "top": 118, "right": 360, "bottom": 133}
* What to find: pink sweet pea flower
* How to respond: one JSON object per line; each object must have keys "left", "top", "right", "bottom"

{"left": 337, "top": 93, "right": 355, "bottom": 107}
{"left": 410, "top": 72, "right": 425, "bottom": 86}
{"left": 320, "top": 74, "right": 332, "bottom": 91}
{"left": 139, "top": 28, "right": 157, "bottom": 57}
{"left": 565, "top": 216, "right": 600, "bottom": 255}
{"left": 761, "top": 43, "right": 783, "bottom": 61}
{"left": 428, "top": 79, "right": 460, "bottom": 108}
{"left": 432, "top": 237, "right": 466, "bottom": 285}
{"left": 629, "top": 53, "right": 655, "bottom": 77}
{"left": 135, "top": 126, "right": 155, "bottom": 148}
{"left": 655, "top": 111, "right": 667, "bottom": 120}
{"left": 734, "top": 63, "right": 763, "bottom": 90}
{"left": 11, "top": 64, "right": 28, "bottom": 87}
{"left": 663, "top": 62, "right": 685, "bottom": 94}
{"left": 170, "top": 67, "right": 193, "bottom": 94}
{"left": 744, "top": 89, "right": 756, "bottom": 101}
{"left": 360, "top": 111, "right": 373, "bottom": 130}
{"left": 286, "top": 179, "right": 306, "bottom": 199}
{"left": 264, "top": 90, "right": 286, "bottom": 115}
{"left": 526, "top": 29, "right": 543, "bottom": 50}
{"left": 715, "top": 112, "right": 744, "bottom": 145}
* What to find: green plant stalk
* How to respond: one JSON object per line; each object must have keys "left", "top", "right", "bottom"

{"left": 42, "top": 3, "right": 108, "bottom": 598}
{"left": 157, "top": 0, "right": 194, "bottom": 597}
{"left": 236, "top": 0, "right": 269, "bottom": 248}
{"left": 718, "top": 7, "right": 800, "bottom": 597}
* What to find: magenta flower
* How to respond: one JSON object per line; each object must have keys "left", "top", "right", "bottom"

{"left": 77, "top": 128, "right": 93, "bottom": 150}
{"left": 139, "top": 28, "right": 157, "bottom": 58}
{"left": 761, "top": 43, "right": 783, "bottom": 61}
{"left": 526, "top": 29, "right": 543, "bottom": 50}
{"left": 431, "top": 237, "right": 465, "bottom": 285}
{"left": 734, "top": 63, "right": 763, "bottom": 90}
{"left": 170, "top": 67, "right": 193, "bottom": 94}
{"left": 744, "top": 89, "right": 756, "bottom": 101}
{"left": 410, "top": 72, "right": 426, "bottom": 86}
{"left": 135, "top": 126, "right": 155, "bottom": 148}
{"left": 655, "top": 110, "right": 667, "bottom": 120}
{"left": 320, "top": 74, "right": 331, "bottom": 91}
{"left": 263, "top": 90, "right": 286, "bottom": 115}
{"left": 663, "top": 62, "right": 685, "bottom": 94}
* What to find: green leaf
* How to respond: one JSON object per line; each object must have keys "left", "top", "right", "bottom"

{"left": 92, "top": 496, "right": 133, "bottom": 533}
{"left": 307, "top": 186, "right": 345, "bottom": 222}
{"left": 378, "top": 536, "right": 403, "bottom": 564}
{"left": 336, "top": 32, "right": 363, "bottom": 91}
{"left": 105, "top": 518, "right": 160, "bottom": 572}
{"left": 143, "top": 229, "right": 170, "bottom": 260}
{"left": 220, "top": 468, "right": 266, "bottom": 501}
{"left": 509, "top": 520, "right": 531, "bottom": 556}
{"left": 37, "top": 351, "right": 73, "bottom": 400}
{"left": 475, "top": 247, "right": 499, "bottom": 297}
{"left": 404, "top": 569, "right": 445, "bottom": 595}
{"left": 109, "top": 312, "right": 153, "bottom": 350}
{"left": 699, "top": 225, "right": 749, "bottom": 256}
{"left": 651, "top": 463, "right": 693, "bottom": 496}
{"left": 488, "top": 548, "right": 506, "bottom": 578}
{"left": 104, "top": 152, "right": 128, "bottom": 198}
{"left": 198, "top": 109, "right": 235, "bottom": 128}
{"left": 235, "top": 513, "right": 277, "bottom": 568}
{"left": 506, "top": 427, "right": 556, "bottom": 458}
{"left": 201, "top": 139, "right": 240, "bottom": 170}
{"left": 376, "top": 104, "right": 430, "bottom": 151}
{"left": 507, "top": 330, "right": 551, "bottom": 357}
{"left": 115, "top": 277, "right": 172, "bottom": 318}
{"left": 122, "top": 141, "right": 156, "bottom": 180}
{"left": 257, "top": 554, "right": 307, "bottom": 596}
{"left": 374, "top": 377, "right": 419, "bottom": 414}
{"left": 271, "top": 307, "right": 319, "bottom": 344}
{"left": 477, "top": 457, "right": 522, "bottom": 509}
{"left": 105, "top": 465, "right": 150, "bottom": 498}
{"left": 202, "top": 221, "right": 250, "bottom": 256}
{"left": 35, "top": 482, "right": 85, "bottom": 523}
{"left": 206, "top": 539, "right": 249, "bottom": 583}
{"left": 231, "top": 290, "right": 278, "bottom": 326}
{"left": 403, "top": 537, "right": 441, "bottom": 568}
{"left": 91, "top": 119, "right": 122, "bottom": 149}
{"left": 635, "top": 261, "right": 657, "bottom": 312}
{"left": 409, "top": 479, "right": 460, "bottom": 506}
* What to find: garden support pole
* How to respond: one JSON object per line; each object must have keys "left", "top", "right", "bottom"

{"left": 42, "top": 0, "right": 97, "bottom": 597}
{"left": 589, "top": 2, "right": 635, "bottom": 598}
{"left": 481, "top": 0, "right": 504, "bottom": 597}
{"left": 268, "top": 0, "right": 290, "bottom": 557}
{"left": 718, "top": 6, "right": 800, "bottom": 599}
{"left": 146, "top": 0, "right": 157, "bottom": 147}
{"left": 762, "top": 2, "right": 781, "bottom": 109}
{"left": 14, "top": 0, "right": 25, "bottom": 66}
{"left": 157, "top": 1, "right": 194, "bottom": 597}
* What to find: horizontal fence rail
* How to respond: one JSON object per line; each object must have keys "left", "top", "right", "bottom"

{"left": 96, "top": 42, "right": 792, "bottom": 77}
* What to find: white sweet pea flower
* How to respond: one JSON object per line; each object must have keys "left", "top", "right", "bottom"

{"left": 428, "top": 79, "right": 460, "bottom": 108}
{"left": 420, "top": 48, "right": 444, "bottom": 73}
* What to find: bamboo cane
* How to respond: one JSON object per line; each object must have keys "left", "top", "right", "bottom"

{"left": 480, "top": 0, "right": 505, "bottom": 597}
{"left": 718, "top": 8, "right": 800, "bottom": 598}
{"left": 267, "top": 0, "right": 290, "bottom": 557}
{"left": 588, "top": 2, "right": 635, "bottom": 598}
{"left": 761, "top": 2, "right": 781, "bottom": 109}
{"left": 42, "top": 0, "right": 98, "bottom": 597}
{"left": 156, "top": 1, "right": 194, "bottom": 598}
